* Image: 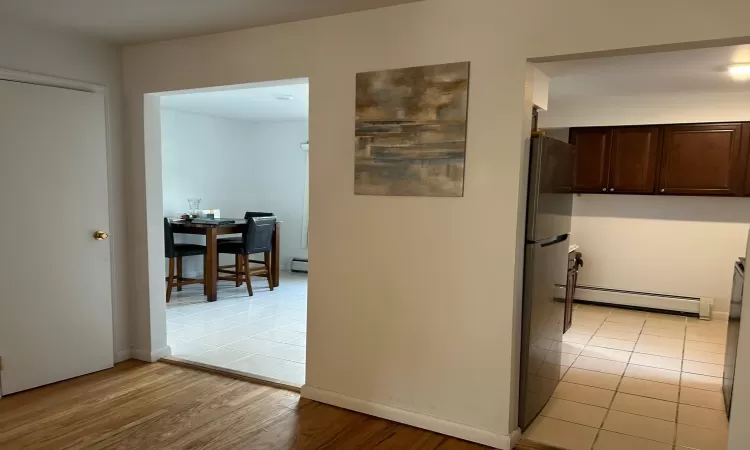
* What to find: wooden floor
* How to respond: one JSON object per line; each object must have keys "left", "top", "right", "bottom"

{"left": 0, "top": 361, "right": 557, "bottom": 450}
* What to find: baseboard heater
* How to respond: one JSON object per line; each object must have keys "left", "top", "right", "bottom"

{"left": 554, "top": 285, "right": 713, "bottom": 319}
{"left": 291, "top": 258, "right": 308, "bottom": 273}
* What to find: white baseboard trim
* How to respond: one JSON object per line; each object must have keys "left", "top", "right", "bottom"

{"left": 301, "top": 385, "right": 512, "bottom": 449}
{"left": 115, "top": 348, "right": 132, "bottom": 362}
{"left": 713, "top": 311, "right": 730, "bottom": 321}
{"left": 131, "top": 345, "right": 172, "bottom": 362}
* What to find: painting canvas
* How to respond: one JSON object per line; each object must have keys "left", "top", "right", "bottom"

{"left": 355, "top": 62, "right": 470, "bottom": 197}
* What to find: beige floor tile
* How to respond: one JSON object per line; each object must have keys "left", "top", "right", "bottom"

{"left": 686, "top": 322, "right": 727, "bottom": 333}
{"left": 682, "top": 360, "right": 723, "bottom": 378}
{"left": 573, "top": 317, "right": 607, "bottom": 328}
{"left": 681, "top": 372, "right": 723, "bottom": 392}
{"left": 675, "top": 423, "right": 728, "bottom": 450}
{"left": 680, "top": 387, "right": 726, "bottom": 411}
{"left": 553, "top": 381, "right": 615, "bottom": 408}
{"left": 593, "top": 430, "right": 672, "bottom": 450}
{"left": 683, "top": 349, "right": 724, "bottom": 365}
{"left": 634, "top": 342, "right": 683, "bottom": 359}
{"left": 618, "top": 377, "right": 679, "bottom": 402}
{"left": 685, "top": 330, "right": 726, "bottom": 345}
{"left": 568, "top": 324, "right": 599, "bottom": 336}
{"left": 644, "top": 319, "right": 686, "bottom": 331}
{"left": 541, "top": 398, "right": 608, "bottom": 428}
{"left": 552, "top": 340, "right": 586, "bottom": 355}
{"left": 610, "top": 392, "right": 677, "bottom": 421}
{"left": 637, "top": 334, "right": 684, "bottom": 347}
{"left": 625, "top": 364, "right": 681, "bottom": 385}
{"left": 684, "top": 340, "right": 725, "bottom": 355}
{"left": 564, "top": 332, "right": 593, "bottom": 345}
{"left": 573, "top": 355, "right": 627, "bottom": 376}
{"left": 678, "top": 404, "right": 728, "bottom": 431}
{"left": 647, "top": 313, "right": 687, "bottom": 323}
{"left": 545, "top": 351, "right": 579, "bottom": 367}
{"left": 588, "top": 336, "right": 636, "bottom": 352}
{"left": 602, "top": 410, "right": 676, "bottom": 444}
{"left": 599, "top": 321, "right": 644, "bottom": 333}
{"left": 594, "top": 328, "right": 639, "bottom": 342}
{"left": 563, "top": 368, "right": 621, "bottom": 391}
{"left": 523, "top": 416, "right": 599, "bottom": 450}
{"left": 580, "top": 345, "right": 632, "bottom": 363}
{"left": 630, "top": 353, "right": 682, "bottom": 371}
{"left": 606, "top": 315, "right": 646, "bottom": 326}
{"left": 641, "top": 326, "right": 685, "bottom": 339}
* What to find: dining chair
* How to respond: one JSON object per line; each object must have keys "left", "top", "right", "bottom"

{"left": 164, "top": 218, "right": 207, "bottom": 302}
{"left": 216, "top": 216, "right": 276, "bottom": 296}
{"left": 218, "top": 212, "right": 274, "bottom": 286}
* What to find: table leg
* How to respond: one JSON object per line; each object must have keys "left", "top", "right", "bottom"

{"left": 272, "top": 222, "right": 280, "bottom": 287}
{"left": 206, "top": 228, "right": 218, "bottom": 302}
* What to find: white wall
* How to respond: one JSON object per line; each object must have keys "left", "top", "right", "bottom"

{"left": 0, "top": 19, "right": 130, "bottom": 361}
{"left": 161, "top": 109, "right": 308, "bottom": 273}
{"left": 540, "top": 90, "right": 750, "bottom": 313}
{"left": 122, "top": 1, "right": 750, "bottom": 447}
{"left": 571, "top": 195, "right": 750, "bottom": 312}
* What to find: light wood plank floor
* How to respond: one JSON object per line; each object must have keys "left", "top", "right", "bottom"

{"left": 0, "top": 361, "right": 556, "bottom": 449}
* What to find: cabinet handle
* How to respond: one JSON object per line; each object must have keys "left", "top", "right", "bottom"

{"left": 610, "top": 188, "right": 615, "bottom": 192}
{"left": 602, "top": 188, "right": 606, "bottom": 192}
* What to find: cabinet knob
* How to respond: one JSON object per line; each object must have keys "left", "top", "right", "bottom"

{"left": 602, "top": 188, "right": 606, "bottom": 192}
{"left": 610, "top": 188, "right": 615, "bottom": 192}
{"left": 660, "top": 189, "right": 665, "bottom": 193}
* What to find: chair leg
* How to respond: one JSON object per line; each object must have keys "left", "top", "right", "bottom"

{"left": 264, "top": 252, "right": 274, "bottom": 291}
{"left": 243, "top": 254, "right": 254, "bottom": 297}
{"left": 166, "top": 257, "right": 175, "bottom": 302}
{"left": 176, "top": 255, "right": 183, "bottom": 292}
{"left": 203, "top": 253, "right": 208, "bottom": 295}
{"left": 235, "top": 254, "right": 242, "bottom": 287}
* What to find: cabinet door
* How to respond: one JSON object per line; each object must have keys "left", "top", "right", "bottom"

{"left": 609, "top": 126, "right": 661, "bottom": 194}
{"left": 570, "top": 128, "right": 611, "bottom": 193}
{"left": 659, "top": 123, "right": 743, "bottom": 196}
{"left": 742, "top": 124, "right": 750, "bottom": 196}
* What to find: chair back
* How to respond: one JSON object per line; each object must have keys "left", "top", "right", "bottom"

{"left": 164, "top": 218, "right": 176, "bottom": 258}
{"left": 243, "top": 216, "right": 276, "bottom": 254}
{"left": 244, "top": 211, "right": 274, "bottom": 220}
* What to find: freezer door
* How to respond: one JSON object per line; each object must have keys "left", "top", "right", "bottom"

{"left": 519, "top": 235, "right": 570, "bottom": 430}
{"left": 527, "top": 135, "right": 575, "bottom": 242}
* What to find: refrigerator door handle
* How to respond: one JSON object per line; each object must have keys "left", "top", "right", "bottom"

{"left": 540, "top": 234, "right": 569, "bottom": 247}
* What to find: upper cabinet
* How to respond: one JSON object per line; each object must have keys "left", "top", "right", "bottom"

{"left": 659, "top": 123, "right": 743, "bottom": 196}
{"left": 570, "top": 128, "right": 611, "bottom": 193}
{"left": 610, "top": 126, "right": 662, "bottom": 194}
{"left": 570, "top": 122, "right": 750, "bottom": 197}
{"left": 570, "top": 126, "right": 661, "bottom": 194}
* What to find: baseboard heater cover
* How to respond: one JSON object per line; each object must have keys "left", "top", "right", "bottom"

{"left": 291, "top": 258, "right": 308, "bottom": 273}
{"left": 555, "top": 285, "right": 713, "bottom": 319}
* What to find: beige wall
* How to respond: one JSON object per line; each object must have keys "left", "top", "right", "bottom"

{"left": 122, "top": 0, "right": 750, "bottom": 447}
{"left": 0, "top": 19, "right": 130, "bottom": 361}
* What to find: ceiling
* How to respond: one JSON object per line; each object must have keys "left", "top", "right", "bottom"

{"left": 538, "top": 44, "right": 750, "bottom": 100}
{"left": 160, "top": 80, "right": 309, "bottom": 122}
{"left": 0, "top": 0, "right": 421, "bottom": 44}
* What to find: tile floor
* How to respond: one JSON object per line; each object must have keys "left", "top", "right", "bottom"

{"left": 166, "top": 271, "right": 307, "bottom": 386}
{"left": 524, "top": 303, "right": 729, "bottom": 450}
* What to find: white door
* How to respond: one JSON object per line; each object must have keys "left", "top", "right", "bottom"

{"left": 0, "top": 79, "right": 113, "bottom": 395}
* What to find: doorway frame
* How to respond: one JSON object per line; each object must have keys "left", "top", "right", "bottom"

{"left": 0, "top": 67, "right": 121, "bottom": 368}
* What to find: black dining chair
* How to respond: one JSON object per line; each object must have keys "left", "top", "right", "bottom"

{"left": 164, "top": 218, "right": 207, "bottom": 302}
{"left": 218, "top": 212, "right": 275, "bottom": 286}
{"left": 216, "top": 216, "right": 276, "bottom": 296}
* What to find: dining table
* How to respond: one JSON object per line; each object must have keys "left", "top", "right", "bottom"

{"left": 170, "top": 219, "right": 281, "bottom": 302}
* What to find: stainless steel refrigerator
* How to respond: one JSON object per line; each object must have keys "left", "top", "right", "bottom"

{"left": 518, "top": 134, "right": 575, "bottom": 430}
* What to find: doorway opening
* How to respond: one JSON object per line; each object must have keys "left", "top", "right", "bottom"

{"left": 519, "top": 43, "right": 750, "bottom": 450}
{"left": 158, "top": 78, "right": 309, "bottom": 387}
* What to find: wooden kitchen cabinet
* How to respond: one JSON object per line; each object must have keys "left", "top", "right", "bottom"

{"left": 610, "top": 126, "right": 662, "bottom": 194}
{"left": 659, "top": 123, "right": 744, "bottom": 196}
{"left": 570, "top": 126, "right": 661, "bottom": 194}
{"left": 570, "top": 127, "right": 611, "bottom": 193}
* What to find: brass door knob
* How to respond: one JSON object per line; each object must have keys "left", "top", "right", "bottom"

{"left": 93, "top": 230, "right": 110, "bottom": 241}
